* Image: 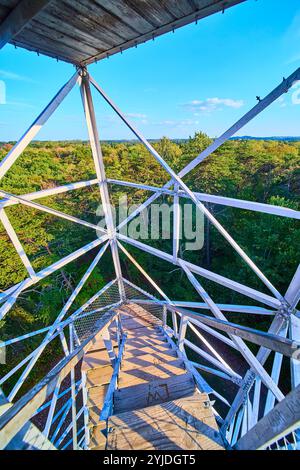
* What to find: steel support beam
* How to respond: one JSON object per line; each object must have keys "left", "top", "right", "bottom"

{"left": 178, "top": 263, "right": 285, "bottom": 401}
{"left": 90, "top": 74, "right": 284, "bottom": 303}
{"left": 80, "top": 72, "right": 125, "bottom": 300}
{"left": 117, "top": 233, "right": 280, "bottom": 309}
{"left": 0, "top": 72, "right": 78, "bottom": 179}
{"left": 98, "top": 67, "right": 300, "bottom": 238}
{"left": 168, "top": 305, "right": 297, "bottom": 357}
{"left": 235, "top": 384, "right": 300, "bottom": 450}
{"left": 107, "top": 178, "right": 300, "bottom": 220}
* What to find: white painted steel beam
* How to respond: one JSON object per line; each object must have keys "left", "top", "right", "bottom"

{"left": 81, "top": 74, "right": 125, "bottom": 300}
{"left": 169, "top": 304, "right": 297, "bottom": 357}
{"left": 285, "top": 264, "right": 300, "bottom": 309}
{"left": 100, "top": 68, "right": 300, "bottom": 239}
{"left": 0, "top": 190, "right": 105, "bottom": 234}
{"left": 117, "top": 241, "right": 170, "bottom": 302}
{"left": 6, "top": 241, "right": 109, "bottom": 400}
{"left": 107, "top": 178, "right": 300, "bottom": 220}
{"left": 0, "top": 236, "right": 108, "bottom": 320}
{"left": 117, "top": 233, "right": 281, "bottom": 309}
{"left": 179, "top": 262, "right": 285, "bottom": 401}
{"left": 90, "top": 75, "right": 283, "bottom": 301}
{"left": 129, "top": 298, "right": 275, "bottom": 315}
{"left": 177, "top": 68, "right": 300, "bottom": 179}
{"left": 0, "top": 179, "right": 99, "bottom": 210}
{"left": 0, "top": 209, "right": 36, "bottom": 279}
{"left": 221, "top": 314, "right": 288, "bottom": 435}
{"left": 290, "top": 314, "right": 300, "bottom": 388}
{"left": 0, "top": 311, "right": 117, "bottom": 449}
{"left": 235, "top": 385, "right": 300, "bottom": 450}
{"left": 173, "top": 183, "right": 180, "bottom": 263}
{"left": 0, "top": 72, "right": 79, "bottom": 179}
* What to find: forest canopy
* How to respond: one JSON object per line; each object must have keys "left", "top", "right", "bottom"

{"left": 0, "top": 133, "right": 299, "bottom": 391}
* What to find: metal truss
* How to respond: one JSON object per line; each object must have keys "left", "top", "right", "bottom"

{"left": 0, "top": 66, "right": 299, "bottom": 450}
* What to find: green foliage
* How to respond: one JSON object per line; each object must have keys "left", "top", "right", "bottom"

{"left": 0, "top": 134, "right": 299, "bottom": 390}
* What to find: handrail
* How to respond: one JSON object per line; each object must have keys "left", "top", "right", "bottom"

{"left": 166, "top": 305, "right": 299, "bottom": 357}
{"left": 234, "top": 384, "right": 300, "bottom": 450}
{"left": 100, "top": 333, "right": 127, "bottom": 421}
{"left": 0, "top": 310, "right": 117, "bottom": 450}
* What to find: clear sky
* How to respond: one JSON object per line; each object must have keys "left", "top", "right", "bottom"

{"left": 0, "top": 0, "right": 300, "bottom": 141}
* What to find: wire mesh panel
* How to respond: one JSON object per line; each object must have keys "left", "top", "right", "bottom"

{"left": 73, "top": 282, "right": 121, "bottom": 342}
{"left": 135, "top": 302, "right": 164, "bottom": 323}
{"left": 123, "top": 278, "right": 156, "bottom": 301}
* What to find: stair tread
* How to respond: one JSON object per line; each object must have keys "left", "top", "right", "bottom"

{"left": 107, "top": 392, "right": 224, "bottom": 450}
{"left": 86, "top": 365, "right": 113, "bottom": 387}
{"left": 124, "top": 342, "right": 171, "bottom": 353}
{"left": 88, "top": 338, "right": 118, "bottom": 353}
{"left": 87, "top": 384, "right": 108, "bottom": 408}
{"left": 118, "top": 359, "right": 186, "bottom": 387}
{"left": 123, "top": 346, "right": 177, "bottom": 359}
{"left": 121, "top": 352, "right": 179, "bottom": 369}
{"left": 88, "top": 405, "right": 104, "bottom": 428}
{"left": 125, "top": 337, "right": 167, "bottom": 348}
{"left": 82, "top": 347, "right": 117, "bottom": 371}
{"left": 114, "top": 372, "right": 196, "bottom": 413}
{"left": 125, "top": 326, "right": 163, "bottom": 337}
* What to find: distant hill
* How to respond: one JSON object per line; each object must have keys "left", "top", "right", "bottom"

{"left": 231, "top": 136, "right": 300, "bottom": 142}
{"left": 1, "top": 136, "right": 300, "bottom": 146}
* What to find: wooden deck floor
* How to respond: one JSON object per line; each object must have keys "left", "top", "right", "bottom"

{"left": 81, "top": 303, "right": 224, "bottom": 451}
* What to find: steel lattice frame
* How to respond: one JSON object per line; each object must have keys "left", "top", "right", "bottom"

{"left": 0, "top": 66, "right": 299, "bottom": 450}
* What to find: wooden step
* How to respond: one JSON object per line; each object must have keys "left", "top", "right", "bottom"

{"left": 86, "top": 365, "right": 113, "bottom": 388}
{"left": 87, "top": 384, "right": 108, "bottom": 408}
{"left": 107, "top": 393, "right": 224, "bottom": 451}
{"left": 121, "top": 320, "right": 151, "bottom": 330}
{"left": 121, "top": 305, "right": 162, "bottom": 325}
{"left": 82, "top": 347, "right": 117, "bottom": 372}
{"left": 124, "top": 341, "right": 171, "bottom": 353}
{"left": 118, "top": 359, "right": 186, "bottom": 387}
{"left": 125, "top": 336, "right": 166, "bottom": 348}
{"left": 121, "top": 352, "right": 179, "bottom": 370}
{"left": 88, "top": 337, "right": 118, "bottom": 353}
{"left": 114, "top": 372, "right": 196, "bottom": 413}
{"left": 123, "top": 345, "right": 177, "bottom": 359}
{"left": 125, "top": 326, "right": 163, "bottom": 337}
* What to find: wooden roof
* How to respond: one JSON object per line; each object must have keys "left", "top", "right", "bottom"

{"left": 0, "top": 0, "right": 246, "bottom": 65}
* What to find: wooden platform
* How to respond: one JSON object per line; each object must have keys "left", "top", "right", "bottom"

{"left": 81, "top": 303, "right": 224, "bottom": 451}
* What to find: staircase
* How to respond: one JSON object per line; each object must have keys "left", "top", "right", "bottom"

{"left": 81, "top": 303, "right": 224, "bottom": 450}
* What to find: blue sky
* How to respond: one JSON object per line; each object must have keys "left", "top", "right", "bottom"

{"left": 0, "top": 0, "right": 300, "bottom": 141}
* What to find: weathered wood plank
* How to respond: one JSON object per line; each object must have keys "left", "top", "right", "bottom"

{"left": 123, "top": 346, "right": 177, "bottom": 359}
{"left": 125, "top": 337, "right": 167, "bottom": 349}
{"left": 87, "top": 384, "right": 108, "bottom": 408}
{"left": 122, "top": 352, "right": 179, "bottom": 370}
{"left": 82, "top": 347, "right": 118, "bottom": 371}
{"left": 89, "top": 421, "right": 107, "bottom": 450}
{"left": 0, "top": 0, "right": 51, "bottom": 48}
{"left": 114, "top": 372, "right": 196, "bottom": 413}
{"left": 86, "top": 365, "right": 113, "bottom": 388}
{"left": 108, "top": 393, "right": 224, "bottom": 450}
{"left": 124, "top": 342, "right": 172, "bottom": 353}
{"left": 96, "top": 0, "right": 154, "bottom": 33}
{"left": 118, "top": 359, "right": 186, "bottom": 387}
